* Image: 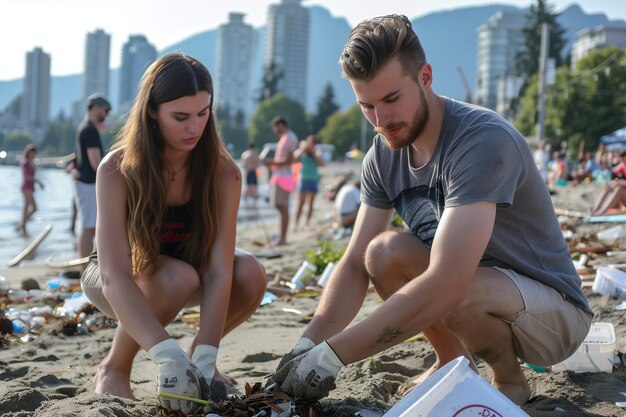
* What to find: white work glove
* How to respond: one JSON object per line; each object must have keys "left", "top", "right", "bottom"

{"left": 192, "top": 344, "right": 218, "bottom": 381}
{"left": 267, "top": 337, "right": 315, "bottom": 389}
{"left": 148, "top": 338, "right": 208, "bottom": 414}
{"left": 276, "top": 337, "right": 315, "bottom": 372}
{"left": 274, "top": 340, "right": 345, "bottom": 401}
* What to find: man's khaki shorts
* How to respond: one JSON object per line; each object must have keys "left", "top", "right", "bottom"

{"left": 494, "top": 267, "right": 592, "bottom": 366}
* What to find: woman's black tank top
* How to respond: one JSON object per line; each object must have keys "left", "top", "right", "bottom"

{"left": 159, "top": 200, "right": 193, "bottom": 258}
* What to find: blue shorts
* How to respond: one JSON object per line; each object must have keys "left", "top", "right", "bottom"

{"left": 246, "top": 170, "right": 257, "bottom": 185}
{"left": 299, "top": 180, "right": 318, "bottom": 193}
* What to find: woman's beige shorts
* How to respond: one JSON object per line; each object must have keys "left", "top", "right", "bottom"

{"left": 81, "top": 249, "right": 249, "bottom": 318}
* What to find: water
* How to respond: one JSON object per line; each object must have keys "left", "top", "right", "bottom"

{"left": 0, "top": 165, "right": 76, "bottom": 266}
{"left": 0, "top": 165, "right": 277, "bottom": 267}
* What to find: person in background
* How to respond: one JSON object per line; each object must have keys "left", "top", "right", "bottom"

{"left": 264, "top": 116, "right": 299, "bottom": 246}
{"left": 65, "top": 160, "right": 78, "bottom": 235}
{"left": 16, "top": 144, "right": 44, "bottom": 235}
{"left": 240, "top": 143, "right": 261, "bottom": 207}
{"left": 533, "top": 142, "right": 549, "bottom": 185}
{"left": 72, "top": 93, "right": 110, "bottom": 261}
{"left": 293, "top": 135, "right": 324, "bottom": 230}
{"left": 547, "top": 151, "right": 568, "bottom": 188}
{"left": 80, "top": 53, "right": 266, "bottom": 414}
{"left": 334, "top": 179, "right": 361, "bottom": 232}
{"left": 272, "top": 14, "right": 591, "bottom": 405}
{"left": 591, "top": 150, "right": 626, "bottom": 216}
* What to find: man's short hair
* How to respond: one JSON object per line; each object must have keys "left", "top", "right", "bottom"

{"left": 270, "top": 116, "right": 287, "bottom": 128}
{"left": 339, "top": 14, "right": 426, "bottom": 82}
{"left": 87, "top": 93, "right": 111, "bottom": 111}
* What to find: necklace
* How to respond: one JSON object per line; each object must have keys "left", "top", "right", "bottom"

{"left": 165, "top": 159, "right": 187, "bottom": 182}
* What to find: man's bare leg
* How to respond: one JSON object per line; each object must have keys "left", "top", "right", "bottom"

{"left": 443, "top": 267, "right": 530, "bottom": 405}
{"left": 364, "top": 231, "right": 477, "bottom": 395}
{"left": 364, "top": 232, "right": 530, "bottom": 403}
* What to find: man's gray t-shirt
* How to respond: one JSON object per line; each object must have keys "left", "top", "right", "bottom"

{"left": 361, "top": 97, "right": 590, "bottom": 313}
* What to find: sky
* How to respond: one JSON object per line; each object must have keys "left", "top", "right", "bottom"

{"left": 1, "top": 0, "right": 625, "bottom": 81}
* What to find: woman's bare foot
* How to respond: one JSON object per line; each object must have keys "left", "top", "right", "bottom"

{"left": 213, "top": 368, "right": 237, "bottom": 387}
{"left": 93, "top": 365, "right": 136, "bottom": 399}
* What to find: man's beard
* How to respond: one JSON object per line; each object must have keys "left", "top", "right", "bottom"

{"left": 377, "top": 87, "right": 429, "bottom": 150}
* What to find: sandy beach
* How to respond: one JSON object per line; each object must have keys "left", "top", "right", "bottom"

{"left": 1, "top": 164, "right": 626, "bottom": 416}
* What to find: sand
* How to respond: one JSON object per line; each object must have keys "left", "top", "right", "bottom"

{"left": 1, "top": 165, "right": 626, "bottom": 416}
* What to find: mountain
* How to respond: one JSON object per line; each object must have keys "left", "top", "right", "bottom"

{"left": 1, "top": 4, "right": 624, "bottom": 119}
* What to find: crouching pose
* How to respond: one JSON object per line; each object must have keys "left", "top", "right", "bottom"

{"left": 272, "top": 15, "right": 592, "bottom": 406}
{"left": 81, "top": 53, "right": 266, "bottom": 413}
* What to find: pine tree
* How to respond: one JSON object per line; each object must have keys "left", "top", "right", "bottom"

{"left": 516, "top": 0, "right": 566, "bottom": 83}
{"left": 311, "top": 83, "right": 339, "bottom": 134}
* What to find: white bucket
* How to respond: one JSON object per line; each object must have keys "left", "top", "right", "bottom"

{"left": 384, "top": 357, "right": 529, "bottom": 417}
{"left": 592, "top": 266, "right": 626, "bottom": 300}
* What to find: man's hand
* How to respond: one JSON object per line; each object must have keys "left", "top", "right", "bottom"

{"left": 274, "top": 341, "right": 344, "bottom": 401}
{"left": 275, "top": 337, "right": 315, "bottom": 373}
{"left": 148, "top": 339, "right": 208, "bottom": 414}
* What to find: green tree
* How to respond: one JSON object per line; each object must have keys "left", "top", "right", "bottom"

{"left": 515, "top": 47, "right": 626, "bottom": 154}
{"left": 3, "top": 131, "right": 33, "bottom": 151}
{"left": 516, "top": 0, "right": 566, "bottom": 82}
{"left": 216, "top": 105, "right": 249, "bottom": 156}
{"left": 318, "top": 104, "right": 375, "bottom": 155}
{"left": 256, "top": 61, "right": 284, "bottom": 103}
{"left": 248, "top": 93, "right": 308, "bottom": 144}
{"left": 310, "top": 83, "right": 340, "bottom": 134}
{"left": 40, "top": 120, "right": 76, "bottom": 155}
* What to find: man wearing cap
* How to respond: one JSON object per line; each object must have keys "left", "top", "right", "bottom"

{"left": 72, "top": 93, "right": 111, "bottom": 263}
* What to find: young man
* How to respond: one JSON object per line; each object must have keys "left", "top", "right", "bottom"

{"left": 264, "top": 116, "right": 298, "bottom": 246}
{"left": 72, "top": 93, "right": 110, "bottom": 262}
{"left": 273, "top": 15, "right": 592, "bottom": 405}
{"left": 240, "top": 143, "right": 261, "bottom": 207}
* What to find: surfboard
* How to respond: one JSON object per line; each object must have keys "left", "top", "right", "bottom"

{"left": 7, "top": 224, "right": 53, "bottom": 267}
{"left": 45, "top": 256, "right": 89, "bottom": 269}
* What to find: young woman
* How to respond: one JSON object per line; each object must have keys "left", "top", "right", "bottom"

{"left": 17, "top": 144, "right": 44, "bottom": 235}
{"left": 80, "top": 53, "right": 266, "bottom": 413}
{"left": 293, "top": 135, "right": 324, "bottom": 229}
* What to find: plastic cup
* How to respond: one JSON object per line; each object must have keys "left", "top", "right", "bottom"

{"left": 592, "top": 266, "right": 626, "bottom": 300}
{"left": 291, "top": 261, "right": 316, "bottom": 289}
{"left": 317, "top": 262, "right": 335, "bottom": 287}
{"left": 597, "top": 226, "right": 626, "bottom": 244}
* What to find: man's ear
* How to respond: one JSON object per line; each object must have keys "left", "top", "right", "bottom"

{"left": 420, "top": 64, "right": 433, "bottom": 89}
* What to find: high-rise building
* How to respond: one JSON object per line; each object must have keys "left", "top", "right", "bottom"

{"left": 82, "top": 29, "right": 111, "bottom": 103}
{"left": 476, "top": 10, "right": 526, "bottom": 111}
{"left": 21, "top": 47, "right": 51, "bottom": 140}
{"left": 265, "top": 0, "right": 309, "bottom": 108}
{"left": 571, "top": 25, "right": 626, "bottom": 68}
{"left": 118, "top": 35, "right": 157, "bottom": 109}
{"left": 216, "top": 12, "right": 256, "bottom": 122}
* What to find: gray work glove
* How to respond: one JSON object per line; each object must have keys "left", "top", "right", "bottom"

{"left": 148, "top": 338, "right": 209, "bottom": 414}
{"left": 274, "top": 340, "right": 345, "bottom": 401}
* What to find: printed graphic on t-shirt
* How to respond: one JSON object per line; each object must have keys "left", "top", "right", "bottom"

{"left": 394, "top": 184, "right": 444, "bottom": 247}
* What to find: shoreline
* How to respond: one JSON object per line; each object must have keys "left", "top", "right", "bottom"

{"left": 2, "top": 175, "right": 626, "bottom": 416}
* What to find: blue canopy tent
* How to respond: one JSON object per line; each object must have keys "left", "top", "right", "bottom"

{"left": 601, "top": 126, "right": 626, "bottom": 151}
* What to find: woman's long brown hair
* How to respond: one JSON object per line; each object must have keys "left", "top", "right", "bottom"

{"left": 111, "top": 53, "right": 232, "bottom": 277}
